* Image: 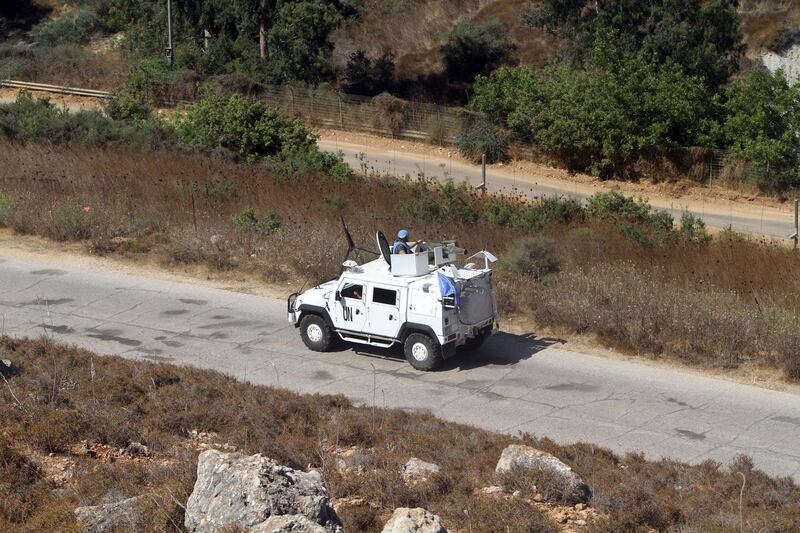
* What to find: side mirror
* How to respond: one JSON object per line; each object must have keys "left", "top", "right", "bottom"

{"left": 335, "top": 291, "right": 342, "bottom": 301}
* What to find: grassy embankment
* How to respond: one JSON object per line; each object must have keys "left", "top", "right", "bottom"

{"left": 1, "top": 94, "right": 800, "bottom": 382}
{"left": 2, "top": 337, "right": 799, "bottom": 532}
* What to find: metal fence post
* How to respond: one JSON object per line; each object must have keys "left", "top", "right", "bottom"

{"left": 338, "top": 93, "right": 344, "bottom": 129}
{"left": 481, "top": 153, "right": 487, "bottom": 191}
{"left": 793, "top": 197, "right": 799, "bottom": 251}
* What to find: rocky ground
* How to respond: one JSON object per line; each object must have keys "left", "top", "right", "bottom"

{"left": 2, "top": 338, "right": 798, "bottom": 532}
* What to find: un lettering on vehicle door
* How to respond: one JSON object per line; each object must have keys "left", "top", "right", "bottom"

{"left": 334, "top": 281, "right": 367, "bottom": 331}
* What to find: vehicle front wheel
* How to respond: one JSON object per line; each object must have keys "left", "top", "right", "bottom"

{"left": 300, "top": 314, "right": 336, "bottom": 352}
{"left": 404, "top": 333, "right": 442, "bottom": 371}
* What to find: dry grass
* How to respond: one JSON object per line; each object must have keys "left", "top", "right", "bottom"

{"left": 1, "top": 337, "right": 799, "bottom": 531}
{"left": 739, "top": 0, "right": 800, "bottom": 55}
{"left": 0, "top": 43, "right": 132, "bottom": 90}
{"left": 2, "top": 141, "right": 800, "bottom": 379}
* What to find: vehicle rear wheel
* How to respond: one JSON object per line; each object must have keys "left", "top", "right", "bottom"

{"left": 404, "top": 333, "right": 442, "bottom": 371}
{"left": 300, "top": 314, "right": 336, "bottom": 352}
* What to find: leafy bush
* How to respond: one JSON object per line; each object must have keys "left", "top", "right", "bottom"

{"left": 174, "top": 94, "right": 316, "bottom": 160}
{"left": 269, "top": 148, "right": 352, "bottom": 181}
{"left": 233, "top": 207, "right": 282, "bottom": 236}
{"left": 722, "top": 69, "right": 800, "bottom": 191}
{"left": 470, "top": 66, "right": 543, "bottom": 133}
{"left": 31, "top": 8, "right": 99, "bottom": 47}
{"left": 441, "top": 19, "right": 515, "bottom": 82}
{"left": 586, "top": 189, "right": 654, "bottom": 223}
{"left": 679, "top": 212, "right": 711, "bottom": 245}
{"left": 468, "top": 40, "right": 718, "bottom": 177}
{"left": 105, "top": 93, "right": 151, "bottom": 121}
{"left": 455, "top": 120, "right": 508, "bottom": 163}
{"left": 0, "top": 93, "right": 161, "bottom": 147}
{"left": 397, "top": 179, "right": 478, "bottom": 223}
{"left": 0, "top": 192, "right": 10, "bottom": 227}
{"left": 53, "top": 200, "right": 93, "bottom": 241}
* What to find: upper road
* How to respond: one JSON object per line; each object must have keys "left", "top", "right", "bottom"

{"left": 1, "top": 252, "right": 798, "bottom": 481}
{"left": 318, "top": 139, "right": 796, "bottom": 239}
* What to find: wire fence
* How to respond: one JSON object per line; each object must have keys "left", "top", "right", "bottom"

{"left": 258, "top": 85, "right": 471, "bottom": 143}
{"left": 1, "top": 77, "right": 778, "bottom": 187}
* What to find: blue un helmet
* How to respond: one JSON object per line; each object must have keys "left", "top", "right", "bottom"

{"left": 397, "top": 229, "right": 409, "bottom": 240}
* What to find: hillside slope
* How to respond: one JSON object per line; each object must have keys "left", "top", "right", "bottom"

{"left": 332, "top": 0, "right": 800, "bottom": 83}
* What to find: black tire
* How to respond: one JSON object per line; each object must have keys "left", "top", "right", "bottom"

{"left": 300, "top": 314, "right": 336, "bottom": 352}
{"left": 403, "top": 333, "right": 442, "bottom": 371}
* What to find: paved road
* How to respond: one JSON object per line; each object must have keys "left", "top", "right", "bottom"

{"left": 1, "top": 254, "right": 799, "bottom": 480}
{"left": 318, "top": 139, "right": 796, "bottom": 239}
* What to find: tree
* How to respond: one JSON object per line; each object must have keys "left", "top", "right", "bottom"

{"left": 265, "top": 0, "right": 343, "bottom": 84}
{"left": 525, "top": 0, "right": 743, "bottom": 89}
{"left": 343, "top": 49, "right": 395, "bottom": 95}
{"left": 467, "top": 39, "right": 718, "bottom": 176}
{"left": 441, "top": 19, "right": 515, "bottom": 83}
{"left": 722, "top": 69, "right": 800, "bottom": 189}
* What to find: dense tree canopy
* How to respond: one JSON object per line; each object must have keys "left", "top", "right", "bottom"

{"left": 104, "top": 0, "right": 355, "bottom": 84}
{"left": 525, "top": 0, "right": 743, "bottom": 89}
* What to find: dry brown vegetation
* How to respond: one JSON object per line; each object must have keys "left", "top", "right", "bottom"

{"left": 0, "top": 44, "right": 132, "bottom": 90}
{"left": 2, "top": 337, "right": 799, "bottom": 532}
{"left": 739, "top": 0, "right": 800, "bottom": 56}
{"left": 1, "top": 141, "right": 800, "bottom": 381}
{"left": 331, "top": 0, "right": 550, "bottom": 81}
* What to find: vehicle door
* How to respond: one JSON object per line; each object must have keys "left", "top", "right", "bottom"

{"left": 367, "top": 284, "right": 402, "bottom": 339}
{"left": 332, "top": 279, "right": 367, "bottom": 332}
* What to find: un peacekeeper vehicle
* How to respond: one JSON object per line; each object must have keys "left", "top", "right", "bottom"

{"left": 287, "top": 230, "right": 499, "bottom": 370}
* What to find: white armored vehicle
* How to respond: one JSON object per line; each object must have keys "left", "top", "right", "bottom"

{"left": 287, "top": 230, "right": 499, "bottom": 370}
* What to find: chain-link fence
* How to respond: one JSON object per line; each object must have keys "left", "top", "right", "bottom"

{"left": 258, "top": 85, "right": 471, "bottom": 143}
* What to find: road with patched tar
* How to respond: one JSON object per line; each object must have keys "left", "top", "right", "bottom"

{"left": 1, "top": 254, "right": 799, "bottom": 481}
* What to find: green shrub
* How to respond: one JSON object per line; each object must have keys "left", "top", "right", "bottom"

{"left": 269, "top": 148, "right": 352, "bottom": 182}
{"left": 455, "top": 120, "right": 508, "bottom": 163}
{"left": 397, "top": 179, "right": 478, "bottom": 223}
{"left": 0, "top": 93, "right": 160, "bottom": 148}
{"left": 586, "top": 189, "right": 654, "bottom": 223}
{"left": 174, "top": 94, "right": 316, "bottom": 160}
{"left": 679, "top": 212, "right": 711, "bottom": 245}
{"left": 483, "top": 196, "right": 517, "bottom": 227}
{"left": 124, "top": 59, "right": 182, "bottom": 106}
{"left": 722, "top": 69, "right": 800, "bottom": 191}
{"left": 105, "top": 93, "right": 151, "bottom": 121}
{"left": 53, "top": 200, "right": 93, "bottom": 241}
{"left": 32, "top": 8, "right": 99, "bottom": 47}
{"left": 0, "top": 93, "right": 65, "bottom": 143}
{"left": 0, "top": 192, "right": 10, "bottom": 227}
{"left": 233, "top": 208, "right": 282, "bottom": 236}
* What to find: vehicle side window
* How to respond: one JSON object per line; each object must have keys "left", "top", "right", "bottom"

{"left": 372, "top": 287, "right": 397, "bottom": 306}
{"left": 341, "top": 283, "right": 364, "bottom": 300}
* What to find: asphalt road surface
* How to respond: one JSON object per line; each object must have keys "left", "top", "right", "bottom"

{"left": 1, "top": 254, "right": 799, "bottom": 481}
{"left": 318, "top": 139, "right": 796, "bottom": 240}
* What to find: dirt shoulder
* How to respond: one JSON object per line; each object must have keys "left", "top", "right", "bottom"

{"left": 318, "top": 129, "right": 795, "bottom": 223}
{"left": 1, "top": 228, "right": 796, "bottom": 395}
